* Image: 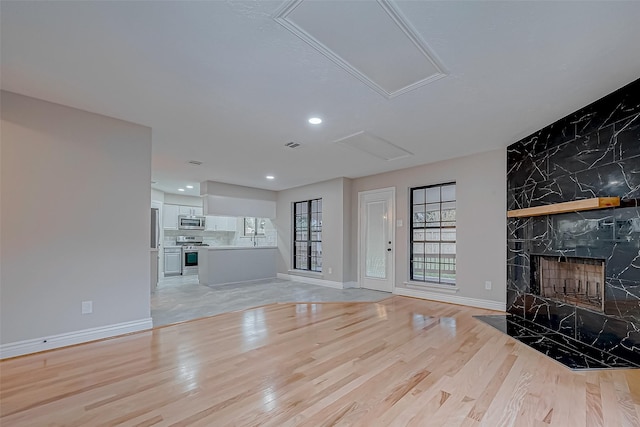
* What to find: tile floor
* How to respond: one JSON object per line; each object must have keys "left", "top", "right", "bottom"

{"left": 151, "top": 275, "right": 391, "bottom": 327}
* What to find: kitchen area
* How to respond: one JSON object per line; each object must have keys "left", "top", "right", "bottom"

{"left": 151, "top": 193, "right": 278, "bottom": 292}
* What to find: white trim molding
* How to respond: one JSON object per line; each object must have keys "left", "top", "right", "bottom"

{"left": 394, "top": 286, "right": 506, "bottom": 312}
{"left": 0, "top": 318, "right": 153, "bottom": 359}
{"left": 278, "top": 273, "right": 346, "bottom": 289}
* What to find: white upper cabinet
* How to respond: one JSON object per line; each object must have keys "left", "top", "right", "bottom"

{"left": 178, "top": 206, "right": 203, "bottom": 216}
{"left": 205, "top": 216, "right": 238, "bottom": 232}
{"left": 163, "top": 205, "right": 180, "bottom": 229}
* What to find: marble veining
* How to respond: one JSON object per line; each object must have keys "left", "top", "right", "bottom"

{"left": 475, "top": 315, "right": 639, "bottom": 370}
{"left": 507, "top": 78, "right": 640, "bottom": 368}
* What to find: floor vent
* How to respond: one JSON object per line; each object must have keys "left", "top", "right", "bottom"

{"left": 188, "top": 160, "right": 203, "bottom": 166}
{"left": 285, "top": 142, "right": 301, "bottom": 149}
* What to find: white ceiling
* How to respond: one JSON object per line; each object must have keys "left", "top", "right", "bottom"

{"left": 2, "top": 1, "right": 640, "bottom": 195}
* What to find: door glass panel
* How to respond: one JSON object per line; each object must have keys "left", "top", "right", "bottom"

{"left": 365, "top": 200, "right": 387, "bottom": 279}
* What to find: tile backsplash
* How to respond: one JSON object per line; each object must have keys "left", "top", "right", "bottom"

{"left": 163, "top": 218, "right": 277, "bottom": 247}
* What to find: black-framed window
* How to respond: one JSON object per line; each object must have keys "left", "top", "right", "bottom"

{"left": 294, "top": 199, "right": 322, "bottom": 272}
{"left": 410, "top": 183, "right": 456, "bottom": 284}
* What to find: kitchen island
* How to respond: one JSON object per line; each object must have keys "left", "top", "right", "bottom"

{"left": 198, "top": 246, "right": 277, "bottom": 286}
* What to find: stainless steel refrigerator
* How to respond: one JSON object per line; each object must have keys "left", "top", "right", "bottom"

{"left": 151, "top": 208, "right": 160, "bottom": 249}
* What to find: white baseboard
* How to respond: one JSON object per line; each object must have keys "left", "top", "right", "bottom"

{"left": 394, "top": 287, "right": 506, "bottom": 311}
{"left": 205, "top": 276, "right": 278, "bottom": 287}
{"left": 0, "top": 318, "right": 153, "bottom": 359}
{"left": 344, "top": 281, "right": 359, "bottom": 289}
{"left": 277, "top": 273, "right": 346, "bottom": 289}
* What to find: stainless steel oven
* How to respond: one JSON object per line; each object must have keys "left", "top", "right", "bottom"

{"left": 176, "top": 236, "right": 207, "bottom": 275}
{"left": 182, "top": 247, "right": 199, "bottom": 275}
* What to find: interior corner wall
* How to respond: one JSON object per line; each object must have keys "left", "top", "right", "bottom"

{"left": 276, "top": 178, "right": 350, "bottom": 283}
{"left": 342, "top": 178, "right": 353, "bottom": 284}
{"left": 0, "top": 91, "right": 152, "bottom": 347}
{"left": 350, "top": 148, "right": 507, "bottom": 303}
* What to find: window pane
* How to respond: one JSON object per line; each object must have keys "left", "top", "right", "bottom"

{"left": 441, "top": 184, "right": 456, "bottom": 202}
{"left": 425, "top": 229, "right": 440, "bottom": 241}
{"left": 426, "top": 187, "right": 440, "bottom": 203}
{"left": 413, "top": 188, "right": 425, "bottom": 204}
{"left": 413, "top": 229, "right": 426, "bottom": 241}
{"left": 412, "top": 205, "right": 425, "bottom": 227}
{"left": 441, "top": 202, "right": 456, "bottom": 225}
{"left": 441, "top": 229, "right": 456, "bottom": 242}
{"left": 413, "top": 243, "right": 425, "bottom": 256}
{"left": 425, "top": 204, "right": 440, "bottom": 224}
{"left": 412, "top": 261, "right": 425, "bottom": 281}
{"left": 441, "top": 242, "right": 456, "bottom": 254}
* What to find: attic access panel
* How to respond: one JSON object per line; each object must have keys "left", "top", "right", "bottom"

{"left": 274, "top": 0, "right": 447, "bottom": 98}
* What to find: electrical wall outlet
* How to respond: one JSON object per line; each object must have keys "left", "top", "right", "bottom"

{"left": 485, "top": 281, "right": 492, "bottom": 290}
{"left": 328, "top": 267, "right": 333, "bottom": 274}
{"left": 82, "top": 300, "right": 93, "bottom": 314}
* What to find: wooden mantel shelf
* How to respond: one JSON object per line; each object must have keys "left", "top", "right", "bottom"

{"left": 507, "top": 197, "right": 620, "bottom": 218}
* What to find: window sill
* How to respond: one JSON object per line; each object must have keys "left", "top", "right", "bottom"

{"left": 288, "top": 269, "right": 323, "bottom": 279}
{"left": 401, "top": 281, "right": 459, "bottom": 294}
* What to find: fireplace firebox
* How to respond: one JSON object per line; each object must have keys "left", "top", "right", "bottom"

{"left": 532, "top": 255, "right": 605, "bottom": 312}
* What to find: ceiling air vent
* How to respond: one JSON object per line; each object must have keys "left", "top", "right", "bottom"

{"left": 284, "top": 142, "right": 301, "bottom": 149}
{"left": 187, "top": 160, "right": 203, "bottom": 166}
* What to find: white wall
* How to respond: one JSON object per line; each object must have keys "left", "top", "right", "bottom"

{"left": 350, "top": 149, "right": 507, "bottom": 306}
{"left": 151, "top": 189, "right": 165, "bottom": 203}
{"left": 164, "top": 193, "right": 202, "bottom": 207}
{"left": 0, "top": 91, "right": 152, "bottom": 353}
{"left": 276, "top": 177, "right": 351, "bottom": 284}
{"left": 201, "top": 180, "right": 277, "bottom": 218}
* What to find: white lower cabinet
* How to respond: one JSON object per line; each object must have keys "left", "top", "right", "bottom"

{"left": 164, "top": 248, "right": 182, "bottom": 276}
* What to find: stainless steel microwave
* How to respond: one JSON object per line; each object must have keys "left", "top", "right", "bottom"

{"left": 178, "top": 215, "right": 206, "bottom": 230}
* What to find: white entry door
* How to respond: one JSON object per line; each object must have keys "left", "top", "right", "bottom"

{"left": 359, "top": 188, "right": 395, "bottom": 292}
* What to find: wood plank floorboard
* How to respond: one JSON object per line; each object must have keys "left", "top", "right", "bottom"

{"left": 1, "top": 296, "right": 638, "bottom": 426}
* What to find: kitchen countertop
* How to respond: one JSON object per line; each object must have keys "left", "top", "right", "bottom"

{"left": 201, "top": 246, "right": 277, "bottom": 250}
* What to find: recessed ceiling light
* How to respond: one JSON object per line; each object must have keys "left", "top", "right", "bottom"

{"left": 266, "top": 175, "right": 275, "bottom": 180}
{"left": 178, "top": 188, "right": 185, "bottom": 192}
{"left": 186, "top": 185, "right": 194, "bottom": 189}
{"left": 308, "top": 117, "right": 322, "bottom": 125}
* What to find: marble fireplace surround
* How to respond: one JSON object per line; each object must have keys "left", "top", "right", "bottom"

{"left": 496, "top": 77, "right": 640, "bottom": 370}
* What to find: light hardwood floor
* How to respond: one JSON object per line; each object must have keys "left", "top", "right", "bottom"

{"left": 1, "top": 296, "right": 639, "bottom": 426}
